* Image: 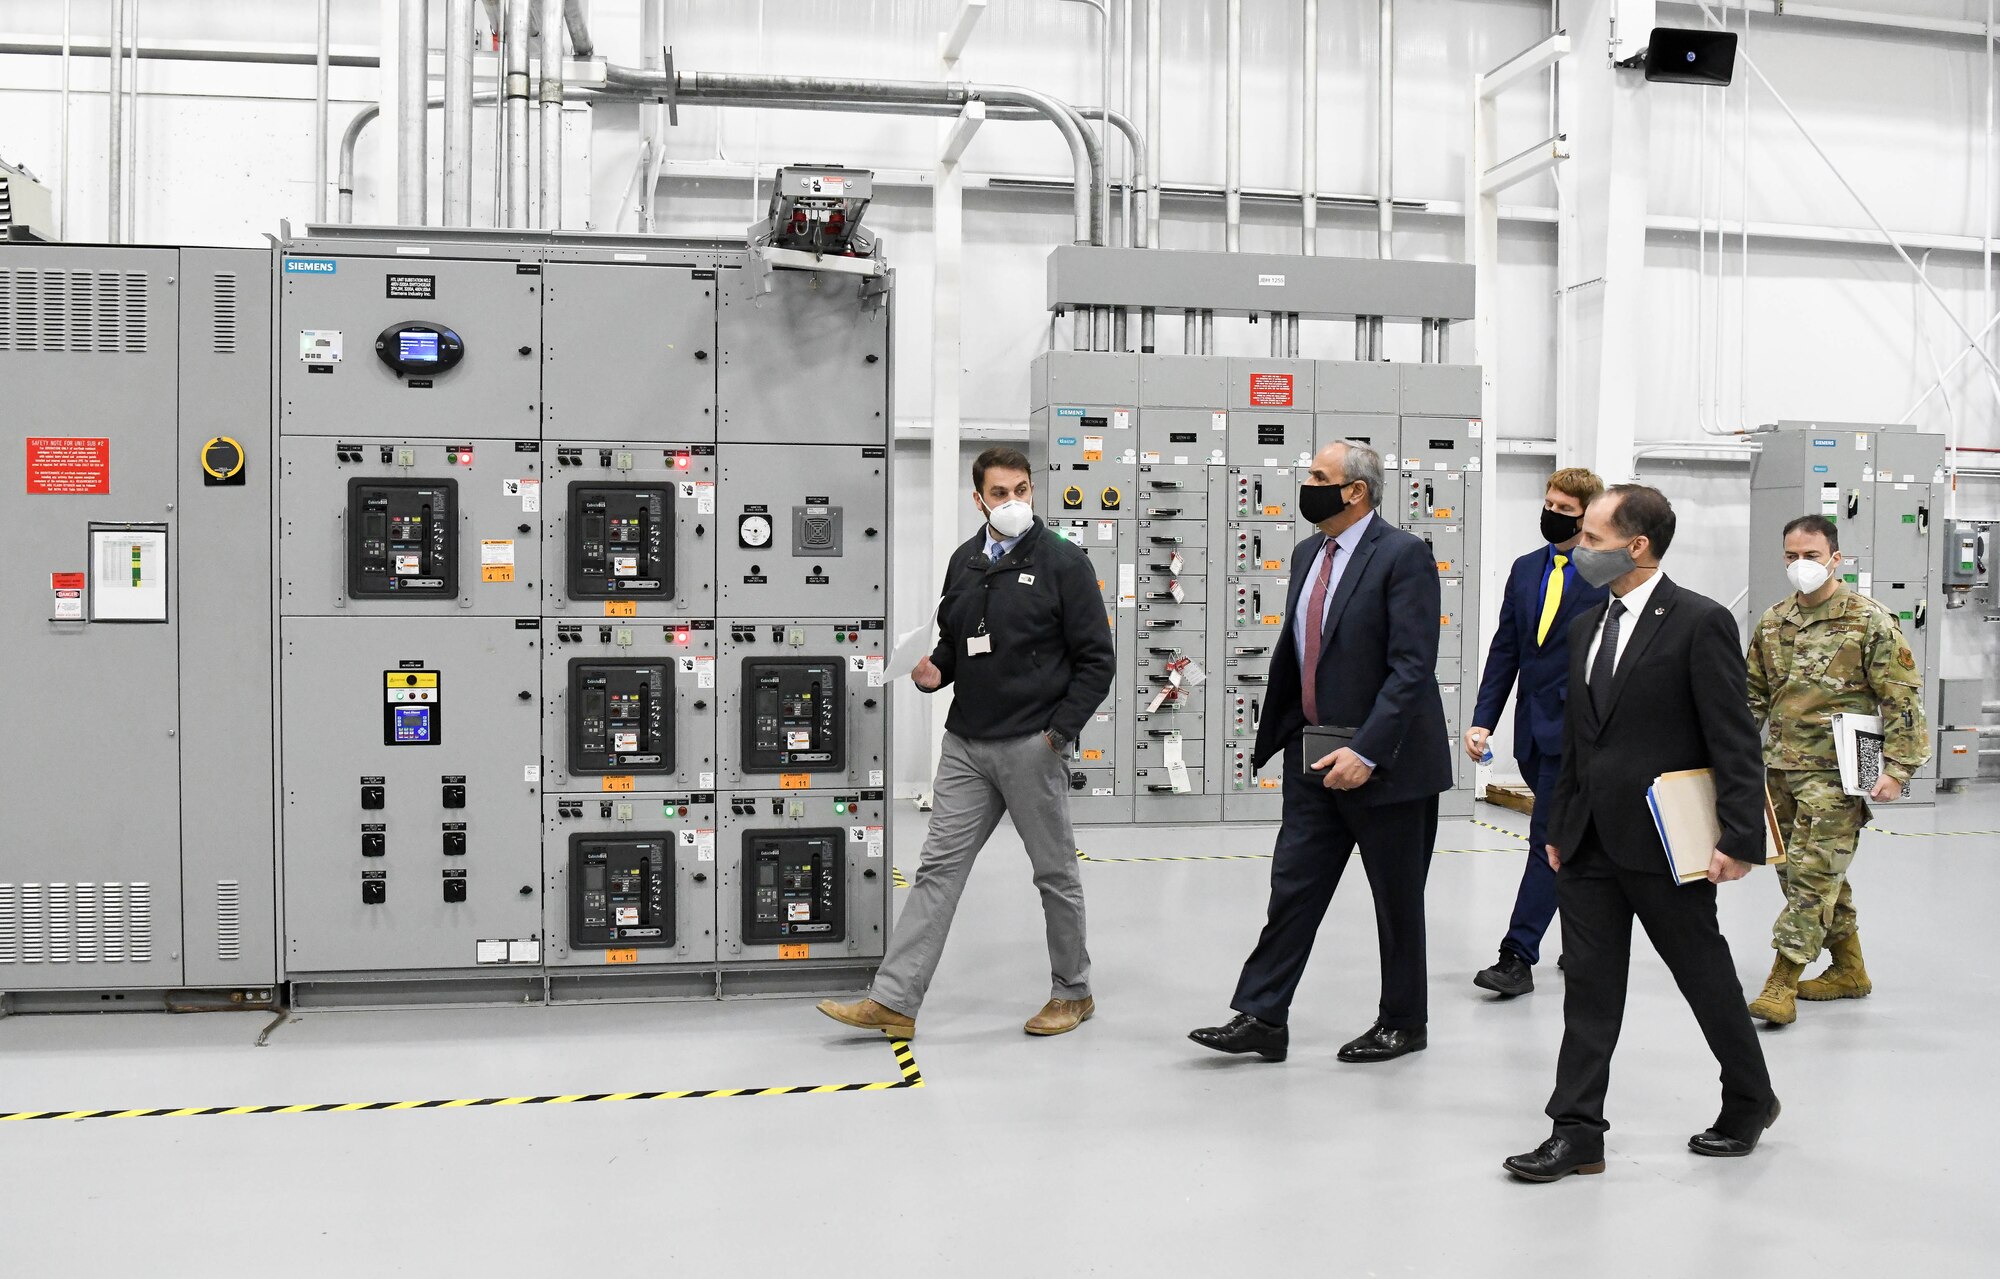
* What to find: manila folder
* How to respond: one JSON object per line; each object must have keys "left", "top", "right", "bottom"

{"left": 1647, "top": 769, "right": 1788, "bottom": 885}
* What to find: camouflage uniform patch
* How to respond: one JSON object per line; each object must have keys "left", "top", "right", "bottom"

{"left": 1746, "top": 586, "right": 1931, "bottom": 962}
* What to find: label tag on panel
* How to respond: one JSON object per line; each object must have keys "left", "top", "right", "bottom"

{"left": 605, "top": 948, "right": 639, "bottom": 965}
{"left": 605, "top": 601, "right": 637, "bottom": 618}
{"left": 778, "top": 943, "right": 811, "bottom": 960}
{"left": 780, "top": 774, "right": 812, "bottom": 790}
{"left": 476, "top": 940, "right": 508, "bottom": 964}
{"left": 697, "top": 829, "right": 715, "bottom": 861}
{"left": 866, "top": 826, "right": 884, "bottom": 859}
{"left": 25, "top": 438, "right": 111, "bottom": 494}
{"left": 508, "top": 939, "right": 540, "bottom": 963}
{"left": 695, "top": 656, "right": 715, "bottom": 688}
{"left": 602, "top": 776, "right": 636, "bottom": 792}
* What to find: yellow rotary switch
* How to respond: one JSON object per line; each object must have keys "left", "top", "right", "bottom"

{"left": 1062, "top": 484, "right": 1085, "bottom": 510}
{"left": 1100, "top": 486, "right": 1122, "bottom": 511}
{"left": 201, "top": 436, "right": 247, "bottom": 486}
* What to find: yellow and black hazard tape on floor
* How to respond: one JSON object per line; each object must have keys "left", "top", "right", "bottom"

{"left": 0, "top": 1037, "right": 923, "bottom": 1123}
{"left": 891, "top": 866, "right": 909, "bottom": 888}
{"left": 1468, "top": 818, "right": 1530, "bottom": 843}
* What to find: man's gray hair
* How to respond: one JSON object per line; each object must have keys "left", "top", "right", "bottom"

{"left": 1335, "top": 439, "right": 1384, "bottom": 508}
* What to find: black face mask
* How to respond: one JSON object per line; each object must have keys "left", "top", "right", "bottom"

{"left": 1540, "top": 507, "right": 1581, "bottom": 545}
{"left": 1299, "top": 481, "right": 1351, "bottom": 526}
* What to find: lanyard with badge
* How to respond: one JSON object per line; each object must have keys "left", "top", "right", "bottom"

{"left": 966, "top": 549, "right": 1036, "bottom": 658}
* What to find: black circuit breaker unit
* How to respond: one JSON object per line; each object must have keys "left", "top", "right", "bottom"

{"left": 568, "top": 483, "right": 673, "bottom": 599}
{"left": 740, "top": 828, "right": 843, "bottom": 943}
{"left": 347, "top": 477, "right": 459, "bottom": 597}
{"left": 740, "top": 658, "right": 845, "bottom": 772}
{"left": 568, "top": 660, "right": 672, "bottom": 774}
{"left": 570, "top": 834, "right": 675, "bottom": 948}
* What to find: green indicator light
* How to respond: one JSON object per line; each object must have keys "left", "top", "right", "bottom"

{"left": 834, "top": 802, "right": 847, "bottom": 814}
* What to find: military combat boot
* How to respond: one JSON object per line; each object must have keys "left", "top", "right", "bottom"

{"left": 1747, "top": 956, "right": 1806, "bottom": 1025}
{"left": 1798, "top": 933, "right": 1872, "bottom": 1001}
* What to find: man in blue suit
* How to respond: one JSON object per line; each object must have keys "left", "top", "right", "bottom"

{"left": 1466, "top": 468, "right": 1606, "bottom": 998}
{"left": 1190, "top": 439, "right": 1453, "bottom": 1064}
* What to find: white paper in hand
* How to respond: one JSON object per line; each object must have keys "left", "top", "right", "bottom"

{"left": 884, "top": 602, "right": 942, "bottom": 682}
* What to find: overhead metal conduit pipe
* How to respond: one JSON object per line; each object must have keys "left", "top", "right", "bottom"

{"left": 540, "top": 0, "right": 565, "bottom": 228}
{"left": 338, "top": 88, "right": 596, "bottom": 224}
{"left": 601, "top": 66, "right": 1104, "bottom": 247}
{"left": 397, "top": 0, "right": 429, "bottom": 225}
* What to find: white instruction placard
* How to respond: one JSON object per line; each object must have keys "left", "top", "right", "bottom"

{"left": 89, "top": 525, "right": 169, "bottom": 622}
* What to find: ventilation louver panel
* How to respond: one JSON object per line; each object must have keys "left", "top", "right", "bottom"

{"left": 0, "top": 882, "right": 157, "bottom": 965}
{"left": 215, "top": 879, "right": 242, "bottom": 961}
{"left": 212, "top": 271, "right": 239, "bottom": 353}
{"left": 0, "top": 268, "right": 151, "bottom": 353}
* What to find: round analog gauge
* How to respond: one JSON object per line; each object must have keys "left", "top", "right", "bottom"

{"left": 738, "top": 513, "right": 773, "bottom": 548}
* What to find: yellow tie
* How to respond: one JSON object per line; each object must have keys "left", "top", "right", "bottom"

{"left": 1537, "top": 554, "right": 1567, "bottom": 645}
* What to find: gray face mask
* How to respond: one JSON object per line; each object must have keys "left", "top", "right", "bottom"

{"left": 1571, "top": 542, "right": 1638, "bottom": 588}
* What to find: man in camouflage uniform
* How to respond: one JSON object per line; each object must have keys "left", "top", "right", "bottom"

{"left": 1744, "top": 514, "right": 1929, "bottom": 1025}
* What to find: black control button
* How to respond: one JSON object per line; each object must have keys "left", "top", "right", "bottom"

{"left": 362, "top": 832, "right": 386, "bottom": 857}
{"left": 362, "top": 875, "right": 387, "bottom": 905}
{"left": 443, "top": 831, "right": 467, "bottom": 856}
{"left": 361, "top": 785, "right": 386, "bottom": 810}
{"left": 442, "top": 784, "right": 466, "bottom": 808}
{"left": 442, "top": 874, "right": 468, "bottom": 903}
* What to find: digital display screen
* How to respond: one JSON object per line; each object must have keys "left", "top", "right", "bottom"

{"left": 398, "top": 330, "right": 441, "bottom": 364}
{"left": 393, "top": 705, "right": 433, "bottom": 744}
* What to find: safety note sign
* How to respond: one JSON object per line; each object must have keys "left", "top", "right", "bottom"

{"left": 25, "top": 437, "right": 110, "bottom": 494}
{"left": 1248, "top": 373, "right": 1294, "bottom": 407}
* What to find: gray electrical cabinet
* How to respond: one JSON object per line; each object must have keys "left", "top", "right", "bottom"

{"left": 0, "top": 226, "right": 895, "bottom": 1012}
{"left": 1030, "top": 352, "right": 1483, "bottom": 824}
{"left": 1, "top": 245, "right": 280, "bottom": 1007}
{"left": 1749, "top": 422, "right": 1947, "bottom": 803}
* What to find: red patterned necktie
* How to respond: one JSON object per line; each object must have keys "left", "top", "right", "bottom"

{"left": 1300, "top": 541, "right": 1339, "bottom": 726}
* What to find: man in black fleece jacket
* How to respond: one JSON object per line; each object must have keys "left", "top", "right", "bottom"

{"left": 819, "top": 447, "right": 1115, "bottom": 1038}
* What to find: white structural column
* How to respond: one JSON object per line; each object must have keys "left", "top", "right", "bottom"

{"left": 923, "top": 1, "right": 988, "bottom": 806}
{"left": 1558, "top": 0, "right": 1654, "bottom": 479}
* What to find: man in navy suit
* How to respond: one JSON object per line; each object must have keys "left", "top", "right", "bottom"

{"left": 1465, "top": 468, "right": 1606, "bottom": 998}
{"left": 1190, "top": 440, "right": 1453, "bottom": 1064}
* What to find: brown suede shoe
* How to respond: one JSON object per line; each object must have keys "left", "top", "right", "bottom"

{"left": 1025, "top": 996, "right": 1096, "bottom": 1036}
{"left": 816, "top": 997, "right": 916, "bottom": 1038}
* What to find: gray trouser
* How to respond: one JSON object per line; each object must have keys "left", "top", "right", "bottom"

{"left": 871, "top": 730, "right": 1092, "bottom": 1016}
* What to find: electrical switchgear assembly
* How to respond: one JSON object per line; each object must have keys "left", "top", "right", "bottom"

{"left": 568, "top": 659, "right": 672, "bottom": 774}
{"left": 740, "top": 828, "right": 845, "bottom": 944}
{"left": 1031, "top": 352, "right": 1483, "bottom": 824}
{"left": 741, "top": 658, "right": 845, "bottom": 773}
{"left": 568, "top": 483, "right": 673, "bottom": 599}
{"left": 568, "top": 833, "right": 676, "bottom": 948}
{"left": 348, "top": 478, "right": 459, "bottom": 598}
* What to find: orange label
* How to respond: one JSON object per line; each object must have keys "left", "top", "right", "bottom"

{"left": 1440, "top": 614, "right": 1453, "bottom": 626}
{"left": 1261, "top": 614, "right": 1283, "bottom": 625}
{"left": 481, "top": 564, "right": 515, "bottom": 584}
{"left": 605, "top": 948, "right": 638, "bottom": 965}
{"left": 1262, "top": 559, "right": 1282, "bottom": 570}
{"left": 1082, "top": 450, "right": 1103, "bottom": 462}
{"left": 1262, "top": 505, "right": 1284, "bottom": 517}
{"left": 604, "top": 600, "right": 637, "bottom": 617}
{"left": 778, "top": 943, "right": 810, "bottom": 960}
{"left": 1259, "top": 778, "right": 1281, "bottom": 790}
{"left": 779, "top": 773, "right": 812, "bottom": 790}
{"left": 602, "top": 776, "right": 636, "bottom": 793}
{"left": 1434, "top": 507, "right": 1454, "bottom": 518}
{"left": 1082, "top": 749, "right": 1103, "bottom": 761}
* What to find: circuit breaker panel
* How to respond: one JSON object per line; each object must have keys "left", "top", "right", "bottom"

{"left": 1031, "top": 352, "right": 1483, "bottom": 824}
{"left": 1750, "top": 422, "right": 1947, "bottom": 803}
{"left": 270, "top": 228, "right": 893, "bottom": 1006}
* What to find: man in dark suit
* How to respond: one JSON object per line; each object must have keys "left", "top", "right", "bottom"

{"left": 1504, "top": 484, "right": 1780, "bottom": 1184}
{"left": 1466, "top": 468, "right": 1607, "bottom": 998}
{"left": 1190, "top": 440, "right": 1453, "bottom": 1065}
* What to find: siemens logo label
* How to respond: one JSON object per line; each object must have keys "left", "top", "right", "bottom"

{"left": 1055, "top": 407, "right": 1086, "bottom": 417}
{"left": 1057, "top": 436, "right": 1078, "bottom": 446}
{"left": 284, "top": 258, "right": 338, "bottom": 274}
{"left": 1811, "top": 438, "right": 1836, "bottom": 447}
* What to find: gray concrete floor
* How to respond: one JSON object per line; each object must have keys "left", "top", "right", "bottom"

{"left": 3, "top": 792, "right": 1998, "bottom": 1275}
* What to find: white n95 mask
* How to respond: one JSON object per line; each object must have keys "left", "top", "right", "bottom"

{"left": 1786, "top": 559, "right": 1831, "bottom": 596}
{"left": 983, "top": 499, "right": 1035, "bottom": 540}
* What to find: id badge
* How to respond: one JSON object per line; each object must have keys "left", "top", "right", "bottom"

{"left": 967, "top": 634, "right": 993, "bottom": 657}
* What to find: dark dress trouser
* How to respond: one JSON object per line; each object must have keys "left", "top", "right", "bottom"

{"left": 1545, "top": 826, "right": 1776, "bottom": 1157}
{"left": 1231, "top": 738, "right": 1438, "bottom": 1032}
{"left": 1501, "top": 747, "right": 1563, "bottom": 965}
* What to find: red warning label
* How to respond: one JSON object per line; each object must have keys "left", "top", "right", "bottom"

{"left": 25, "top": 437, "right": 111, "bottom": 494}
{"left": 1248, "top": 373, "right": 1294, "bottom": 407}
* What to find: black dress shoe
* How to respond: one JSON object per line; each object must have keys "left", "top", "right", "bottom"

{"left": 1474, "top": 950, "right": 1535, "bottom": 998}
{"left": 1690, "top": 1096, "right": 1782, "bottom": 1158}
{"left": 1503, "top": 1136, "right": 1606, "bottom": 1183}
{"left": 1189, "top": 1013, "right": 1289, "bottom": 1062}
{"left": 1336, "top": 1024, "right": 1427, "bottom": 1063}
